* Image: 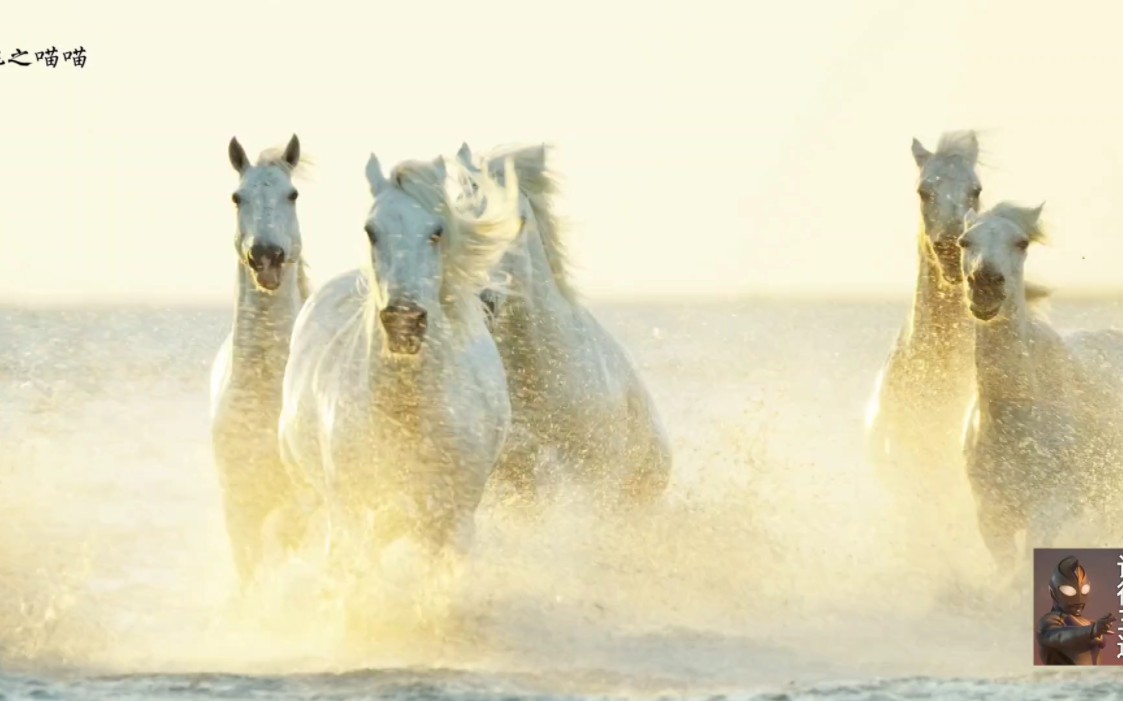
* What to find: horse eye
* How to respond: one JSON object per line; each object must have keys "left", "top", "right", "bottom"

{"left": 288, "top": 190, "right": 299, "bottom": 202}
{"left": 958, "top": 238, "right": 970, "bottom": 249}
{"left": 918, "top": 188, "right": 933, "bottom": 202}
{"left": 365, "top": 224, "right": 377, "bottom": 243}
{"left": 430, "top": 227, "right": 444, "bottom": 244}
{"left": 232, "top": 192, "right": 241, "bottom": 205}
{"left": 971, "top": 186, "right": 982, "bottom": 199}
{"left": 1016, "top": 239, "right": 1029, "bottom": 251}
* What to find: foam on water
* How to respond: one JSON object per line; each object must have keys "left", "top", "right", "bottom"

{"left": 1, "top": 301, "right": 1122, "bottom": 698}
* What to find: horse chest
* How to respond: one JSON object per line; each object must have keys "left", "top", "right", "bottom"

{"left": 358, "top": 367, "right": 502, "bottom": 463}
{"left": 968, "top": 404, "right": 1079, "bottom": 500}
{"left": 229, "top": 346, "right": 289, "bottom": 387}
{"left": 213, "top": 380, "right": 282, "bottom": 436}
{"left": 212, "top": 390, "right": 288, "bottom": 491}
{"left": 219, "top": 338, "right": 289, "bottom": 421}
{"left": 883, "top": 354, "right": 973, "bottom": 429}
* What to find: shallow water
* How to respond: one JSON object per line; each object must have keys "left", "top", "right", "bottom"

{"left": 2, "top": 299, "right": 1122, "bottom": 699}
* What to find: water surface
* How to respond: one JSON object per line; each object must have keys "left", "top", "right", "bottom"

{"left": 2, "top": 299, "right": 1122, "bottom": 699}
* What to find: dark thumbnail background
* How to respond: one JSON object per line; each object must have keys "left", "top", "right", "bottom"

{"left": 1033, "top": 548, "right": 1123, "bottom": 665}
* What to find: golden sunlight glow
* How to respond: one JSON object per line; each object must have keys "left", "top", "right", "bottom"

{"left": 3, "top": 1, "right": 1123, "bottom": 304}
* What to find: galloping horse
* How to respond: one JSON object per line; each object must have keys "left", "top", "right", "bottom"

{"left": 279, "top": 152, "right": 523, "bottom": 563}
{"left": 210, "top": 135, "right": 313, "bottom": 582}
{"left": 458, "top": 142, "right": 672, "bottom": 507}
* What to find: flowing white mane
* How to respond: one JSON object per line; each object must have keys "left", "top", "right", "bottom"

{"left": 481, "top": 143, "right": 578, "bottom": 303}
{"left": 975, "top": 201, "right": 1052, "bottom": 305}
{"left": 385, "top": 156, "right": 521, "bottom": 317}
{"left": 984, "top": 201, "right": 1048, "bottom": 245}
{"left": 445, "top": 142, "right": 672, "bottom": 507}
{"left": 280, "top": 152, "right": 522, "bottom": 564}
{"left": 255, "top": 147, "right": 315, "bottom": 178}
{"left": 935, "top": 130, "right": 982, "bottom": 163}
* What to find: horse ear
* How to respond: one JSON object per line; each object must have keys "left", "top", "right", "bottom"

{"left": 366, "top": 153, "right": 387, "bottom": 194}
{"left": 911, "top": 137, "right": 931, "bottom": 168}
{"left": 531, "top": 143, "right": 548, "bottom": 169}
{"left": 963, "top": 131, "right": 980, "bottom": 164}
{"left": 229, "top": 137, "right": 249, "bottom": 174}
{"left": 283, "top": 134, "right": 301, "bottom": 169}
{"left": 441, "top": 155, "right": 465, "bottom": 202}
{"left": 498, "top": 157, "right": 518, "bottom": 202}
{"left": 964, "top": 208, "right": 979, "bottom": 228}
{"left": 1029, "top": 201, "right": 1045, "bottom": 224}
{"left": 457, "top": 142, "right": 473, "bottom": 165}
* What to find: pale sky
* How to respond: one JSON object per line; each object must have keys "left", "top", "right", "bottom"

{"left": 3, "top": 1, "right": 1123, "bottom": 304}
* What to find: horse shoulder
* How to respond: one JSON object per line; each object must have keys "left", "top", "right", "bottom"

{"left": 1061, "top": 328, "right": 1123, "bottom": 417}
{"left": 281, "top": 271, "right": 368, "bottom": 463}
{"left": 872, "top": 327, "right": 918, "bottom": 393}
{"left": 434, "top": 325, "right": 510, "bottom": 435}
{"left": 961, "top": 397, "right": 981, "bottom": 451}
{"left": 886, "top": 333, "right": 940, "bottom": 386}
{"left": 1018, "top": 321, "right": 1079, "bottom": 396}
{"left": 577, "top": 309, "right": 673, "bottom": 448}
{"left": 1065, "top": 328, "right": 1123, "bottom": 374}
{"left": 572, "top": 308, "right": 642, "bottom": 386}
{"left": 474, "top": 330, "right": 513, "bottom": 415}
{"left": 209, "top": 332, "right": 234, "bottom": 423}
{"left": 289, "top": 270, "right": 366, "bottom": 351}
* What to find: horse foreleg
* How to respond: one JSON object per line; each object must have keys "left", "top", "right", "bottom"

{"left": 620, "top": 387, "right": 673, "bottom": 505}
{"left": 492, "top": 427, "right": 540, "bottom": 504}
{"left": 621, "top": 432, "right": 672, "bottom": 506}
{"left": 260, "top": 486, "right": 320, "bottom": 561}
{"left": 976, "top": 498, "right": 1018, "bottom": 572}
{"left": 220, "top": 492, "right": 270, "bottom": 584}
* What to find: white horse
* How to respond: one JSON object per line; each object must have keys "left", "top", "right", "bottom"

{"left": 278, "top": 152, "right": 522, "bottom": 563}
{"left": 210, "top": 134, "right": 314, "bottom": 582}
{"left": 960, "top": 202, "right": 1123, "bottom": 568}
{"left": 456, "top": 142, "right": 671, "bottom": 506}
{"left": 864, "top": 132, "right": 982, "bottom": 547}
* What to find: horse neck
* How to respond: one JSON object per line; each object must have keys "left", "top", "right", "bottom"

{"left": 230, "top": 262, "right": 304, "bottom": 383}
{"left": 973, "top": 297, "right": 1039, "bottom": 405}
{"left": 369, "top": 353, "right": 425, "bottom": 430}
{"left": 364, "top": 297, "right": 454, "bottom": 418}
{"left": 500, "top": 232, "right": 570, "bottom": 321}
{"left": 906, "top": 235, "right": 971, "bottom": 354}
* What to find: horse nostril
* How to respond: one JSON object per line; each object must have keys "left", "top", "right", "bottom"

{"left": 380, "top": 303, "right": 428, "bottom": 330}
{"left": 972, "top": 269, "right": 1005, "bottom": 288}
{"left": 248, "top": 243, "right": 285, "bottom": 269}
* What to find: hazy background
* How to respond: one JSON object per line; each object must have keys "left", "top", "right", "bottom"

{"left": 9, "top": 3, "right": 1123, "bottom": 695}
{"left": 3, "top": 0, "right": 1123, "bottom": 304}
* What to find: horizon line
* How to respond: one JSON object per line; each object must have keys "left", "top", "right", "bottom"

{"left": 4, "top": 288, "right": 1123, "bottom": 310}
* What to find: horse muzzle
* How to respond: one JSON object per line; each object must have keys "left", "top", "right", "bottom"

{"left": 933, "top": 240, "right": 963, "bottom": 284}
{"left": 967, "top": 272, "right": 1006, "bottom": 321}
{"left": 246, "top": 243, "right": 286, "bottom": 292}
{"left": 380, "top": 301, "right": 428, "bottom": 355}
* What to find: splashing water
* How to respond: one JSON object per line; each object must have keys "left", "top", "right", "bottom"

{"left": 2, "top": 300, "right": 1122, "bottom": 699}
